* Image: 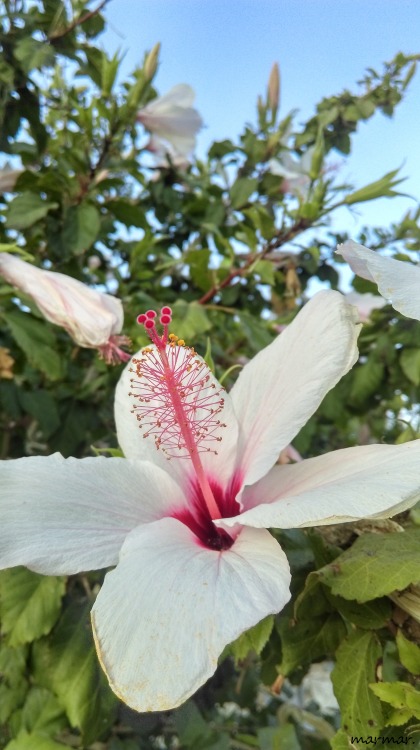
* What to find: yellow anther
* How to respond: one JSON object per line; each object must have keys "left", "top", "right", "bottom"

{"left": 169, "top": 333, "right": 178, "bottom": 341}
{"left": 177, "top": 339, "right": 185, "bottom": 346}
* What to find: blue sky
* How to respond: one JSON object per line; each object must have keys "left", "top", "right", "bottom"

{"left": 102, "top": 0, "right": 420, "bottom": 236}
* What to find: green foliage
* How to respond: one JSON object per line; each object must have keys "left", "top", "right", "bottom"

{"left": 32, "top": 602, "right": 118, "bottom": 743}
{"left": 0, "top": 2, "right": 420, "bottom": 748}
{"left": 0, "top": 568, "right": 65, "bottom": 646}
{"left": 332, "top": 631, "right": 383, "bottom": 735}
{"left": 319, "top": 529, "right": 420, "bottom": 602}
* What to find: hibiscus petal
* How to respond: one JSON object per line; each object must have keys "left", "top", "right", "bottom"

{"left": 338, "top": 240, "right": 420, "bottom": 321}
{"left": 229, "top": 290, "right": 360, "bottom": 487}
{"left": 115, "top": 346, "right": 240, "bottom": 489}
{"left": 218, "top": 442, "right": 420, "bottom": 529}
{"left": 91, "top": 518, "right": 290, "bottom": 712}
{"left": 0, "top": 454, "right": 185, "bottom": 575}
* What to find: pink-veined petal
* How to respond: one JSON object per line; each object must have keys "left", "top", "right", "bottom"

{"left": 91, "top": 518, "right": 290, "bottom": 712}
{"left": 0, "top": 454, "right": 185, "bottom": 575}
{"left": 0, "top": 253, "right": 123, "bottom": 348}
{"left": 338, "top": 240, "right": 420, "bottom": 321}
{"left": 229, "top": 290, "right": 360, "bottom": 487}
{"left": 217, "top": 442, "right": 420, "bottom": 530}
{"left": 115, "top": 346, "right": 240, "bottom": 489}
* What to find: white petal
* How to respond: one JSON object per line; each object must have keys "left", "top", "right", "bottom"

{"left": 218, "top": 442, "right": 420, "bottom": 529}
{"left": 91, "top": 518, "right": 290, "bottom": 712}
{"left": 338, "top": 241, "right": 420, "bottom": 321}
{"left": 229, "top": 290, "right": 360, "bottom": 487}
{"left": 0, "top": 454, "right": 185, "bottom": 575}
{"left": 115, "top": 346, "right": 240, "bottom": 489}
{"left": 148, "top": 84, "right": 196, "bottom": 110}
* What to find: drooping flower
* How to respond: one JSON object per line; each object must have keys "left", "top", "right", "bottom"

{"left": 0, "top": 253, "right": 130, "bottom": 364}
{"left": 268, "top": 147, "right": 315, "bottom": 199}
{"left": 137, "top": 84, "right": 203, "bottom": 159}
{"left": 2, "top": 291, "right": 420, "bottom": 712}
{"left": 337, "top": 240, "right": 420, "bottom": 321}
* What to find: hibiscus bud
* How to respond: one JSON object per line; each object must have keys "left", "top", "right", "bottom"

{"left": 144, "top": 42, "right": 161, "bottom": 82}
{"left": 0, "top": 253, "right": 131, "bottom": 365}
{"left": 267, "top": 62, "right": 280, "bottom": 113}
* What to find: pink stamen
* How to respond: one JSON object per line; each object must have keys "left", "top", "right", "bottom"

{"left": 131, "top": 308, "right": 225, "bottom": 520}
{"left": 98, "top": 335, "right": 132, "bottom": 365}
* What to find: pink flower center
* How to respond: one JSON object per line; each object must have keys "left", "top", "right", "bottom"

{"left": 130, "top": 307, "right": 239, "bottom": 549}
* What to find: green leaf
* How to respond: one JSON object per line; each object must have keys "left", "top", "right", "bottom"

{"left": 400, "top": 348, "right": 420, "bottom": 386}
{"left": 369, "top": 681, "right": 420, "bottom": 720}
{"left": 319, "top": 529, "right": 420, "bottom": 602}
{"left": 332, "top": 630, "right": 383, "bottom": 735}
{"left": 4, "top": 310, "right": 62, "bottom": 380}
{"left": 4, "top": 732, "right": 68, "bottom": 750}
{"left": 229, "top": 616, "right": 274, "bottom": 661}
{"left": 344, "top": 168, "right": 407, "bottom": 205}
{"left": 333, "top": 596, "right": 392, "bottom": 629}
{"left": 174, "top": 702, "right": 229, "bottom": 749}
{"left": 257, "top": 724, "right": 301, "bottom": 750}
{"left": 19, "top": 390, "right": 60, "bottom": 438}
{"left": 187, "top": 248, "right": 213, "bottom": 291}
{"left": 330, "top": 729, "right": 354, "bottom": 749}
{"left": 396, "top": 631, "right": 420, "bottom": 675}
{"left": 0, "top": 680, "right": 28, "bottom": 724}
{"left": 61, "top": 204, "right": 101, "bottom": 254}
{"left": 0, "top": 568, "right": 65, "bottom": 646}
{"left": 230, "top": 177, "right": 258, "bottom": 209}
{"left": 110, "top": 199, "right": 148, "bottom": 228}
{"left": 14, "top": 38, "right": 55, "bottom": 73}
{"left": 349, "top": 358, "right": 384, "bottom": 405}
{"left": 278, "top": 611, "right": 346, "bottom": 674}
{"left": 32, "top": 602, "right": 117, "bottom": 743}
{"left": 16, "top": 686, "right": 65, "bottom": 734}
{"left": 172, "top": 300, "right": 212, "bottom": 340}
{"left": 6, "top": 193, "right": 58, "bottom": 230}
{"left": 208, "top": 139, "right": 236, "bottom": 159}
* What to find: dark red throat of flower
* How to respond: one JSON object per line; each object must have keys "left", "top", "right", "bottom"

{"left": 131, "top": 307, "right": 228, "bottom": 524}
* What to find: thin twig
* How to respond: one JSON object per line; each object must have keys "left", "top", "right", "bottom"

{"left": 48, "top": 0, "right": 110, "bottom": 41}
{"left": 198, "top": 217, "right": 310, "bottom": 305}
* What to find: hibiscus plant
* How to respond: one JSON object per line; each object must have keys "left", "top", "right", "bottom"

{"left": 1, "top": 3, "right": 420, "bottom": 750}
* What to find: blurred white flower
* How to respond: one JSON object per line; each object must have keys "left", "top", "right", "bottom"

{"left": 0, "top": 253, "right": 130, "bottom": 364}
{"left": 301, "top": 662, "right": 339, "bottom": 716}
{"left": 345, "top": 291, "right": 386, "bottom": 323}
{"left": 338, "top": 240, "right": 420, "bottom": 321}
{"left": 145, "top": 136, "right": 191, "bottom": 171}
{"left": 268, "top": 148, "right": 315, "bottom": 199}
{"left": 137, "top": 84, "right": 203, "bottom": 159}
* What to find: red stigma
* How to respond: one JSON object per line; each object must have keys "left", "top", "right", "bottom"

{"left": 137, "top": 306, "right": 172, "bottom": 348}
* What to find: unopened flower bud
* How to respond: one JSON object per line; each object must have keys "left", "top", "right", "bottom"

{"left": 267, "top": 62, "right": 280, "bottom": 113}
{"left": 0, "top": 253, "right": 130, "bottom": 364}
{"left": 144, "top": 42, "right": 161, "bottom": 82}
